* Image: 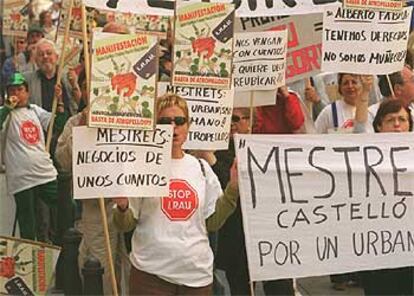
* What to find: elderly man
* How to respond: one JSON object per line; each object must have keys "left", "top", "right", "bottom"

{"left": 23, "top": 38, "right": 78, "bottom": 114}
{"left": 367, "top": 64, "right": 414, "bottom": 128}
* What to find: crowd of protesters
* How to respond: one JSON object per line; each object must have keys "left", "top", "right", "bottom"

{"left": 1, "top": 2, "right": 414, "bottom": 295}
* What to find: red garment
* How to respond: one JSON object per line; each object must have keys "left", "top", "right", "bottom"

{"left": 254, "top": 91, "right": 304, "bottom": 134}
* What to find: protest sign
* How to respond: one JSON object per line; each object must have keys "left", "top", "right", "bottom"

{"left": 344, "top": 0, "right": 403, "bottom": 11}
{"left": 89, "top": 32, "right": 158, "bottom": 130}
{"left": 72, "top": 125, "right": 172, "bottom": 199}
{"left": 58, "top": 0, "right": 88, "bottom": 39}
{"left": 322, "top": 5, "right": 412, "bottom": 75}
{"left": 83, "top": 0, "right": 339, "bottom": 17}
{"left": 233, "top": 90, "right": 277, "bottom": 108}
{"left": 0, "top": 236, "right": 60, "bottom": 295}
{"left": 2, "top": 0, "right": 30, "bottom": 37}
{"left": 158, "top": 82, "right": 233, "bottom": 150}
{"left": 172, "top": 1, "right": 234, "bottom": 89}
{"left": 235, "top": 13, "right": 323, "bottom": 84}
{"left": 235, "top": 133, "right": 414, "bottom": 281}
{"left": 233, "top": 31, "right": 287, "bottom": 91}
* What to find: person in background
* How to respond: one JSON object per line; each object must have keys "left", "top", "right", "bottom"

{"left": 254, "top": 86, "right": 305, "bottom": 134}
{"left": 0, "top": 72, "right": 65, "bottom": 241}
{"left": 113, "top": 93, "right": 239, "bottom": 295}
{"left": 39, "top": 10, "right": 56, "bottom": 41}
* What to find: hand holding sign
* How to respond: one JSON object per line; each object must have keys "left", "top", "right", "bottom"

{"left": 229, "top": 159, "right": 239, "bottom": 191}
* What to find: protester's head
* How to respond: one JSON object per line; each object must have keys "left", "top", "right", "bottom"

{"left": 39, "top": 10, "right": 53, "bottom": 27}
{"left": 373, "top": 99, "right": 412, "bottom": 133}
{"left": 102, "top": 22, "right": 129, "bottom": 34}
{"left": 337, "top": 73, "right": 362, "bottom": 106}
{"left": 35, "top": 38, "right": 58, "bottom": 76}
{"left": 378, "top": 65, "right": 414, "bottom": 107}
{"left": 12, "top": 36, "right": 27, "bottom": 54}
{"left": 27, "top": 25, "right": 45, "bottom": 45}
{"left": 231, "top": 108, "right": 250, "bottom": 136}
{"left": 6, "top": 72, "right": 29, "bottom": 107}
{"left": 156, "top": 94, "right": 189, "bottom": 155}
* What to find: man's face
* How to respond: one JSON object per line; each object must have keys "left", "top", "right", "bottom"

{"left": 7, "top": 85, "right": 29, "bottom": 107}
{"left": 35, "top": 43, "right": 58, "bottom": 75}
{"left": 395, "top": 66, "right": 414, "bottom": 107}
{"left": 28, "top": 32, "right": 43, "bottom": 45}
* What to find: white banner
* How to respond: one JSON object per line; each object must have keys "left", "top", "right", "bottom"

{"left": 158, "top": 82, "right": 234, "bottom": 150}
{"left": 233, "top": 31, "right": 287, "bottom": 91}
{"left": 233, "top": 90, "right": 277, "bottom": 108}
{"left": 83, "top": 0, "right": 340, "bottom": 17}
{"left": 322, "top": 5, "right": 412, "bottom": 75}
{"left": 236, "top": 133, "right": 414, "bottom": 281}
{"left": 73, "top": 125, "right": 172, "bottom": 199}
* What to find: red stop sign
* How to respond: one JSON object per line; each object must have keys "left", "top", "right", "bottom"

{"left": 161, "top": 179, "right": 199, "bottom": 221}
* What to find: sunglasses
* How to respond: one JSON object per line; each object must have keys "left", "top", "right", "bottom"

{"left": 157, "top": 116, "right": 187, "bottom": 126}
{"left": 231, "top": 115, "right": 250, "bottom": 123}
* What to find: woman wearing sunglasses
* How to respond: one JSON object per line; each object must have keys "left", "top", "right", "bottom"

{"left": 113, "top": 94, "right": 239, "bottom": 295}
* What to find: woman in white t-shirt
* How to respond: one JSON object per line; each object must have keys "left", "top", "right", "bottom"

{"left": 113, "top": 94, "right": 239, "bottom": 295}
{"left": 315, "top": 73, "right": 373, "bottom": 134}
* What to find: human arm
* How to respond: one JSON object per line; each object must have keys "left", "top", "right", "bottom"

{"left": 112, "top": 198, "right": 138, "bottom": 232}
{"left": 206, "top": 160, "right": 239, "bottom": 232}
{"left": 354, "top": 75, "right": 373, "bottom": 133}
{"left": 0, "top": 97, "right": 18, "bottom": 129}
{"left": 279, "top": 86, "right": 305, "bottom": 132}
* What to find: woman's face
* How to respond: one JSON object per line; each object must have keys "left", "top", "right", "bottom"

{"left": 231, "top": 109, "right": 250, "bottom": 136}
{"left": 339, "top": 74, "right": 362, "bottom": 105}
{"left": 377, "top": 108, "right": 410, "bottom": 133}
{"left": 157, "top": 106, "right": 189, "bottom": 151}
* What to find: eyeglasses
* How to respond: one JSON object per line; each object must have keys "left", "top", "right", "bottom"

{"left": 231, "top": 115, "right": 250, "bottom": 123}
{"left": 157, "top": 116, "right": 187, "bottom": 126}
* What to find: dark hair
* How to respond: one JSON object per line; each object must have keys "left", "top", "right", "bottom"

{"left": 7, "top": 82, "right": 29, "bottom": 93}
{"left": 373, "top": 99, "right": 413, "bottom": 132}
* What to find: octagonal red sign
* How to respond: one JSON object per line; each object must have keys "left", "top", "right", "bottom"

{"left": 161, "top": 179, "right": 199, "bottom": 221}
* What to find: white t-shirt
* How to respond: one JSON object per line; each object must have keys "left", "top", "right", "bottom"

{"left": 129, "top": 154, "right": 222, "bottom": 287}
{"left": 315, "top": 100, "right": 358, "bottom": 134}
{"left": 2, "top": 104, "right": 57, "bottom": 194}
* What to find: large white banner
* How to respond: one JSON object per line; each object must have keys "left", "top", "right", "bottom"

{"left": 83, "top": 0, "right": 340, "bottom": 17}
{"left": 158, "top": 82, "right": 234, "bottom": 150}
{"left": 73, "top": 126, "right": 172, "bottom": 199}
{"left": 236, "top": 133, "right": 414, "bottom": 281}
{"left": 233, "top": 30, "right": 287, "bottom": 91}
{"left": 322, "top": 5, "right": 412, "bottom": 75}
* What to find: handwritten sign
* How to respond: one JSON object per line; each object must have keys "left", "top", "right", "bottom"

{"left": 83, "top": 0, "right": 340, "bottom": 17}
{"left": 322, "top": 5, "right": 412, "bottom": 75}
{"left": 233, "top": 31, "right": 287, "bottom": 91}
{"left": 236, "top": 133, "right": 414, "bottom": 281}
{"left": 344, "top": 0, "right": 404, "bottom": 12}
{"left": 235, "top": 13, "right": 323, "bottom": 84}
{"left": 2, "top": 0, "right": 30, "bottom": 37}
{"left": 0, "top": 236, "right": 60, "bottom": 295}
{"left": 158, "top": 82, "right": 233, "bottom": 150}
{"left": 72, "top": 125, "right": 172, "bottom": 199}
{"left": 89, "top": 32, "right": 158, "bottom": 130}
{"left": 172, "top": 1, "right": 234, "bottom": 89}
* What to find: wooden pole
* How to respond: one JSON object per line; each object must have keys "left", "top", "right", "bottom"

{"left": 386, "top": 74, "right": 396, "bottom": 98}
{"left": 98, "top": 198, "right": 119, "bottom": 296}
{"left": 81, "top": 4, "right": 91, "bottom": 108}
{"left": 249, "top": 281, "right": 255, "bottom": 296}
{"left": 249, "top": 91, "right": 254, "bottom": 133}
{"left": 45, "top": 0, "right": 74, "bottom": 152}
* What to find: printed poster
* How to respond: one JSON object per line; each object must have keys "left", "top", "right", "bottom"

{"left": 73, "top": 125, "right": 172, "bottom": 199}
{"left": 172, "top": 1, "right": 235, "bottom": 89}
{"left": 90, "top": 32, "right": 158, "bottom": 130}
{"left": 158, "top": 82, "right": 234, "bottom": 150}
{"left": 2, "top": 0, "right": 30, "bottom": 37}
{"left": 235, "top": 133, "right": 414, "bottom": 281}
{"left": 344, "top": 0, "right": 404, "bottom": 11}
{"left": 322, "top": 5, "right": 412, "bottom": 75}
{"left": 0, "top": 236, "right": 60, "bottom": 295}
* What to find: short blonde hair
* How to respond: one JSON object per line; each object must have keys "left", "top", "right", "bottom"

{"left": 156, "top": 94, "right": 189, "bottom": 120}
